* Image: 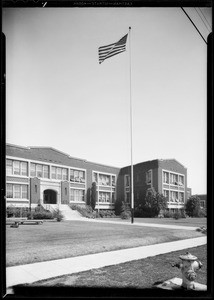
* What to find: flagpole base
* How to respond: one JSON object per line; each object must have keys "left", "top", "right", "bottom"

{"left": 131, "top": 208, "right": 134, "bottom": 223}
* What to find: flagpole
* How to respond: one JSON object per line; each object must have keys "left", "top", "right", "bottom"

{"left": 129, "top": 27, "right": 134, "bottom": 224}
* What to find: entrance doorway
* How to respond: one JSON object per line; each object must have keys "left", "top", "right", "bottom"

{"left": 43, "top": 189, "right": 57, "bottom": 204}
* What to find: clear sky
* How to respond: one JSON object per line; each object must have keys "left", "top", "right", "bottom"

{"left": 2, "top": 7, "right": 212, "bottom": 194}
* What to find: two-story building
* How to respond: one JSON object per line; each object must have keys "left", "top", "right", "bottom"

{"left": 5, "top": 143, "right": 190, "bottom": 213}
{"left": 6, "top": 144, "right": 120, "bottom": 210}
{"left": 117, "top": 159, "right": 187, "bottom": 213}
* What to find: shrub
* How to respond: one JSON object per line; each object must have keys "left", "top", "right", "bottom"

{"left": 53, "top": 209, "right": 64, "bottom": 222}
{"left": 7, "top": 206, "right": 29, "bottom": 218}
{"left": 196, "top": 226, "right": 207, "bottom": 234}
{"left": 31, "top": 211, "right": 54, "bottom": 220}
{"left": 70, "top": 204, "right": 96, "bottom": 218}
{"left": 180, "top": 209, "right": 187, "bottom": 218}
{"left": 163, "top": 210, "right": 173, "bottom": 218}
{"left": 173, "top": 210, "right": 182, "bottom": 220}
{"left": 185, "top": 196, "right": 201, "bottom": 217}
{"left": 199, "top": 209, "right": 206, "bottom": 217}
{"left": 120, "top": 211, "right": 131, "bottom": 219}
{"left": 97, "top": 210, "right": 116, "bottom": 218}
{"left": 114, "top": 198, "right": 123, "bottom": 216}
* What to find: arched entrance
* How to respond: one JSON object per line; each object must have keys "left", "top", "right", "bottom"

{"left": 43, "top": 189, "right": 57, "bottom": 204}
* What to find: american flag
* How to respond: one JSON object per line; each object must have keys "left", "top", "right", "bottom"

{"left": 98, "top": 33, "right": 128, "bottom": 64}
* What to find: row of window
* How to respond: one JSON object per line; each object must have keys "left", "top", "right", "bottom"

{"left": 70, "top": 190, "right": 115, "bottom": 203}
{"left": 7, "top": 160, "right": 28, "bottom": 176}
{"left": 125, "top": 171, "right": 185, "bottom": 187}
{"left": 6, "top": 184, "right": 28, "bottom": 199}
{"left": 163, "top": 171, "right": 184, "bottom": 186}
{"left": 93, "top": 172, "right": 116, "bottom": 187}
{"left": 163, "top": 190, "right": 184, "bottom": 203}
{"left": 6, "top": 160, "right": 117, "bottom": 187}
{"left": 6, "top": 184, "right": 115, "bottom": 204}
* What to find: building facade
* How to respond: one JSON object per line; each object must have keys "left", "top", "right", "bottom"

{"left": 6, "top": 144, "right": 120, "bottom": 210}
{"left": 117, "top": 159, "right": 188, "bottom": 212}
{"left": 6, "top": 144, "right": 190, "bottom": 212}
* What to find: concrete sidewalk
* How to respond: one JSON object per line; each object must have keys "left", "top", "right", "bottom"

{"left": 80, "top": 218, "right": 200, "bottom": 230}
{"left": 6, "top": 236, "right": 206, "bottom": 289}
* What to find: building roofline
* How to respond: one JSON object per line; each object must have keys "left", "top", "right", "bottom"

{"left": 158, "top": 158, "right": 187, "bottom": 169}
{"left": 6, "top": 143, "right": 120, "bottom": 170}
{"left": 28, "top": 146, "right": 87, "bottom": 162}
{"left": 6, "top": 143, "right": 30, "bottom": 150}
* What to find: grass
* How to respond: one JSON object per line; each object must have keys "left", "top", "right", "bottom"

{"left": 6, "top": 218, "right": 205, "bottom": 267}
{"left": 25, "top": 245, "right": 207, "bottom": 290}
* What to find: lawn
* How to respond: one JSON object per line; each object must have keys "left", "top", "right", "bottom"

{"left": 27, "top": 244, "right": 207, "bottom": 289}
{"left": 6, "top": 219, "right": 205, "bottom": 267}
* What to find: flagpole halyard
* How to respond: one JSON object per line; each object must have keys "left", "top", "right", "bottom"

{"left": 129, "top": 27, "right": 134, "bottom": 224}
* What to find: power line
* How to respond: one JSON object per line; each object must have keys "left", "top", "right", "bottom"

{"left": 198, "top": 8, "right": 212, "bottom": 31}
{"left": 195, "top": 7, "right": 211, "bottom": 33}
{"left": 181, "top": 7, "right": 207, "bottom": 45}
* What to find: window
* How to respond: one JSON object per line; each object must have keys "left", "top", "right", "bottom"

{"left": 36, "top": 164, "right": 43, "bottom": 178}
{"left": 170, "top": 191, "right": 178, "bottom": 202}
{"left": 43, "top": 165, "right": 49, "bottom": 178}
{"left": 6, "top": 184, "right": 28, "bottom": 199}
{"left": 146, "top": 170, "right": 152, "bottom": 184}
{"left": 57, "top": 168, "right": 62, "bottom": 179}
{"left": 99, "top": 174, "right": 110, "bottom": 186}
{"left": 170, "top": 173, "right": 178, "bottom": 185}
{"left": 112, "top": 192, "right": 115, "bottom": 203}
{"left": 51, "top": 166, "right": 68, "bottom": 180}
{"left": 125, "top": 192, "right": 130, "bottom": 203}
{"left": 99, "top": 192, "right": 110, "bottom": 202}
{"left": 93, "top": 172, "right": 98, "bottom": 183}
{"left": 70, "top": 189, "right": 84, "bottom": 202}
{"left": 13, "top": 161, "right": 21, "bottom": 175}
{"left": 178, "top": 175, "right": 184, "bottom": 186}
{"left": 14, "top": 185, "right": 21, "bottom": 198}
{"left": 6, "top": 160, "right": 13, "bottom": 175}
{"left": 62, "top": 168, "right": 68, "bottom": 180}
{"left": 6, "top": 184, "right": 13, "bottom": 198}
{"left": 125, "top": 175, "right": 130, "bottom": 187}
{"left": 70, "top": 169, "right": 85, "bottom": 183}
{"left": 112, "top": 176, "right": 116, "bottom": 186}
{"left": 93, "top": 172, "right": 115, "bottom": 187}
{"left": 30, "top": 163, "right": 49, "bottom": 178}
{"left": 21, "top": 162, "right": 28, "bottom": 176}
{"left": 6, "top": 159, "right": 28, "bottom": 176}
{"left": 163, "top": 172, "right": 169, "bottom": 184}
{"left": 52, "top": 166, "right": 56, "bottom": 179}
{"left": 163, "top": 190, "right": 169, "bottom": 201}
{"left": 21, "top": 185, "right": 28, "bottom": 198}
{"left": 179, "top": 192, "right": 184, "bottom": 203}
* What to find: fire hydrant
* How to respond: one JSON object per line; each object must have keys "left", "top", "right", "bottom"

{"left": 172, "top": 252, "right": 203, "bottom": 290}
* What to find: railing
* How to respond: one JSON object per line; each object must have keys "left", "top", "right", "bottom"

{"left": 42, "top": 204, "right": 57, "bottom": 213}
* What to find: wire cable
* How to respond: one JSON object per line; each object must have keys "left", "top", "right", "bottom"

{"left": 198, "top": 7, "right": 212, "bottom": 31}
{"left": 195, "top": 7, "right": 211, "bottom": 33}
{"left": 181, "top": 7, "right": 207, "bottom": 44}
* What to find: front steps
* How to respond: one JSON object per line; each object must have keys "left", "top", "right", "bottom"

{"left": 58, "top": 204, "right": 84, "bottom": 220}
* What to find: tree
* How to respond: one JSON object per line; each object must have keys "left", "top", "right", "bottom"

{"left": 185, "top": 196, "right": 202, "bottom": 217}
{"left": 137, "top": 192, "right": 167, "bottom": 217}
{"left": 151, "top": 193, "right": 168, "bottom": 216}
{"left": 90, "top": 182, "right": 97, "bottom": 210}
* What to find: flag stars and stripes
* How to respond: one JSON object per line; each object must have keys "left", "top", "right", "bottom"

{"left": 98, "top": 33, "right": 128, "bottom": 64}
